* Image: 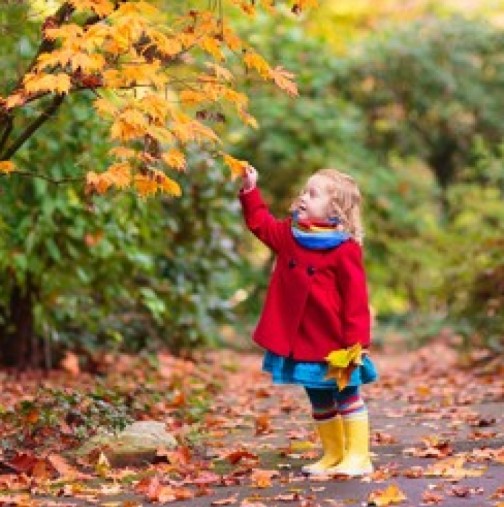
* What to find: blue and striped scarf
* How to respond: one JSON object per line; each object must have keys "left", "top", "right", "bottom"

{"left": 291, "top": 212, "right": 350, "bottom": 250}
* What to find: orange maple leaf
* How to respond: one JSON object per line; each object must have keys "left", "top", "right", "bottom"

{"left": 222, "top": 153, "right": 249, "bottom": 178}
{"left": 70, "top": 0, "right": 114, "bottom": 18}
{"left": 270, "top": 66, "right": 298, "bottom": 97}
{"left": 368, "top": 483, "right": 407, "bottom": 506}
{"left": 243, "top": 51, "right": 271, "bottom": 79}
{"left": 162, "top": 149, "right": 186, "bottom": 170}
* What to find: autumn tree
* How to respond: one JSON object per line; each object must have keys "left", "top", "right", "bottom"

{"left": 0, "top": 0, "right": 303, "bottom": 189}
{"left": 0, "top": 0, "right": 306, "bottom": 367}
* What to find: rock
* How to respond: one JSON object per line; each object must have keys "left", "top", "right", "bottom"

{"left": 77, "top": 421, "right": 178, "bottom": 468}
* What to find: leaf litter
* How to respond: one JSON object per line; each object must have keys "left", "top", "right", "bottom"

{"left": 0, "top": 340, "right": 502, "bottom": 505}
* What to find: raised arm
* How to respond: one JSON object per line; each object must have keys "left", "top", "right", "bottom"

{"left": 239, "top": 166, "right": 287, "bottom": 252}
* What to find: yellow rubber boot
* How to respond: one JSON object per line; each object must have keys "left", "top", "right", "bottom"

{"left": 327, "top": 413, "right": 373, "bottom": 476}
{"left": 301, "top": 416, "right": 345, "bottom": 475}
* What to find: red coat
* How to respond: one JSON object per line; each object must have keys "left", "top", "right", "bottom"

{"left": 240, "top": 187, "right": 371, "bottom": 361}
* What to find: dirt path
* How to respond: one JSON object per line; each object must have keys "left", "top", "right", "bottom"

{"left": 186, "top": 342, "right": 504, "bottom": 507}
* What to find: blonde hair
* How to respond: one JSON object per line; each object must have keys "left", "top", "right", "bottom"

{"left": 291, "top": 168, "right": 364, "bottom": 244}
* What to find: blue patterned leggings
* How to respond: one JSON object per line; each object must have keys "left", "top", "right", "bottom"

{"left": 304, "top": 386, "right": 366, "bottom": 421}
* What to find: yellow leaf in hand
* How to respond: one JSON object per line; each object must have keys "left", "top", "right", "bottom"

{"left": 326, "top": 344, "right": 362, "bottom": 368}
{"left": 325, "top": 364, "right": 357, "bottom": 390}
{"left": 222, "top": 153, "right": 248, "bottom": 178}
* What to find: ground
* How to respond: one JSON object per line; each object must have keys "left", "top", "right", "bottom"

{"left": 0, "top": 339, "right": 502, "bottom": 506}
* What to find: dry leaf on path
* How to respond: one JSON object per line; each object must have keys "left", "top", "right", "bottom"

{"left": 250, "top": 469, "right": 279, "bottom": 488}
{"left": 367, "top": 483, "right": 407, "bottom": 506}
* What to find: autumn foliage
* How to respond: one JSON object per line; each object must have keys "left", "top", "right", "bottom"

{"left": 0, "top": 0, "right": 308, "bottom": 196}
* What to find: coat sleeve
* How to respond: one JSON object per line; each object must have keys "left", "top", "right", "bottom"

{"left": 336, "top": 241, "right": 371, "bottom": 347}
{"left": 239, "top": 187, "right": 286, "bottom": 252}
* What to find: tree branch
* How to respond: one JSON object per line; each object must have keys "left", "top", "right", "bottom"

{"left": 0, "top": 170, "right": 84, "bottom": 185}
{"left": 0, "top": 115, "right": 14, "bottom": 154}
{"left": 1, "top": 94, "right": 65, "bottom": 160}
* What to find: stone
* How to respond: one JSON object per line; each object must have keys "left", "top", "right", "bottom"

{"left": 77, "top": 420, "right": 178, "bottom": 468}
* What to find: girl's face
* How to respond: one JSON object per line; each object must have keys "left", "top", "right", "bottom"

{"left": 296, "top": 174, "right": 333, "bottom": 221}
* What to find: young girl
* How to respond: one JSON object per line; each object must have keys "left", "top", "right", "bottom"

{"left": 239, "top": 166, "right": 378, "bottom": 477}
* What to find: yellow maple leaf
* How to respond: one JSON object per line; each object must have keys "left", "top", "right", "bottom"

{"left": 270, "top": 66, "right": 298, "bottom": 97}
{"left": 0, "top": 161, "right": 16, "bottom": 174}
{"left": 109, "top": 146, "right": 137, "bottom": 160}
{"left": 146, "top": 125, "right": 174, "bottom": 144}
{"left": 104, "top": 162, "right": 132, "bottom": 189}
{"left": 121, "top": 61, "right": 164, "bottom": 88}
{"left": 112, "top": 0, "right": 159, "bottom": 19}
{"left": 44, "top": 24, "right": 83, "bottom": 42}
{"left": 110, "top": 109, "right": 148, "bottom": 141}
{"left": 205, "top": 62, "right": 234, "bottom": 82}
{"left": 139, "top": 94, "right": 171, "bottom": 122}
{"left": 425, "top": 457, "right": 487, "bottom": 479}
{"left": 144, "top": 29, "right": 182, "bottom": 57}
{"left": 326, "top": 344, "right": 363, "bottom": 368}
{"left": 222, "top": 153, "right": 248, "bottom": 178}
{"left": 158, "top": 174, "right": 182, "bottom": 196}
{"left": 294, "top": 0, "right": 318, "bottom": 10}
{"left": 102, "top": 69, "right": 125, "bottom": 88}
{"left": 368, "top": 484, "right": 407, "bottom": 507}
{"left": 325, "top": 344, "right": 363, "bottom": 390}
{"left": 179, "top": 90, "right": 208, "bottom": 106}
{"left": 70, "top": 0, "right": 114, "bottom": 18}
{"left": 81, "top": 24, "right": 110, "bottom": 51}
{"left": 243, "top": 51, "right": 271, "bottom": 79}
{"left": 69, "top": 53, "right": 106, "bottom": 73}
{"left": 223, "top": 89, "right": 248, "bottom": 109}
{"left": 201, "top": 36, "right": 224, "bottom": 61}
{"left": 162, "top": 149, "right": 186, "bottom": 170}
{"left": 86, "top": 171, "right": 111, "bottom": 194}
{"left": 134, "top": 174, "right": 158, "bottom": 197}
{"left": 231, "top": 0, "right": 256, "bottom": 16}
{"left": 223, "top": 26, "right": 242, "bottom": 52}
{"left": 201, "top": 82, "right": 225, "bottom": 102}
{"left": 238, "top": 108, "right": 259, "bottom": 129}
{"left": 35, "top": 49, "right": 73, "bottom": 71}
{"left": 188, "top": 121, "right": 219, "bottom": 143}
{"left": 23, "top": 72, "right": 72, "bottom": 95}
{"left": 5, "top": 93, "right": 26, "bottom": 110}
{"left": 94, "top": 97, "right": 118, "bottom": 117}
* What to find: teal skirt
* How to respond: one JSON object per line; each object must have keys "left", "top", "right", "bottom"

{"left": 262, "top": 351, "right": 378, "bottom": 389}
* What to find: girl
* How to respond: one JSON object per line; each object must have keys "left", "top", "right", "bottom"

{"left": 239, "top": 166, "right": 378, "bottom": 477}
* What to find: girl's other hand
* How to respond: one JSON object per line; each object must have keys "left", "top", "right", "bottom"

{"left": 242, "top": 164, "right": 258, "bottom": 192}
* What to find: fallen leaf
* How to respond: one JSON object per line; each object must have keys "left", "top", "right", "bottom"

{"left": 250, "top": 469, "right": 279, "bottom": 488}
{"left": 367, "top": 483, "right": 407, "bottom": 506}
{"left": 255, "top": 414, "right": 272, "bottom": 435}
{"left": 224, "top": 449, "right": 259, "bottom": 465}
{"left": 212, "top": 494, "right": 239, "bottom": 505}
{"left": 420, "top": 490, "right": 444, "bottom": 505}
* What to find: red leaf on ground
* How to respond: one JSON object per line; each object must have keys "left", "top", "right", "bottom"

{"left": 224, "top": 449, "right": 259, "bottom": 465}
{"left": 254, "top": 414, "right": 272, "bottom": 435}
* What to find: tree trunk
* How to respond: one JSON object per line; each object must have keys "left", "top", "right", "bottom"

{"left": 0, "top": 279, "right": 38, "bottom": 368}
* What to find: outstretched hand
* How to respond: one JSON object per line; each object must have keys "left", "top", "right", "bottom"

{"left": 242, "top": 165, "right": 258, "bottom": 192}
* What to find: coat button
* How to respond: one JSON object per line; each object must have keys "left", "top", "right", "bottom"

{"left": 307, "top": 266, "right": 316, "bottom": 275}
{"left": 288, "top": 259, "right": 297, "bottom": 269}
